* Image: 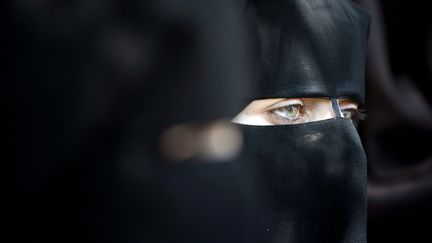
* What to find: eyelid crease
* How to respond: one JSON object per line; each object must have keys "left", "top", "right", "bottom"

{"left": 339, "top": 102, "right": 358, "bottom": 108}
{"left": 338, "top": 97, "right": 358, "bottom": 103}
{"left": 265, "top": 98, "right": 304, "bottom": 111}
{"left": 338, "top": 98, "right": 358, "bottom": 107}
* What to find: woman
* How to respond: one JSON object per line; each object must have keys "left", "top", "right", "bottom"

{"left": 232, "top": 0, "right": 371, "bottom": 242}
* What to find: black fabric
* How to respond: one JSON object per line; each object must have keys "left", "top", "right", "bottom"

{"left": 244, "top": 0, "right": 370, "bottom": 104}
{"left": 236, "top": 1, "right": 370, "bottom": 242}
{"left": 240, "top": 118, "right": 367, "bottom": 242}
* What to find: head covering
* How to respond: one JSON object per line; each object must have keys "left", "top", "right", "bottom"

{"left": 238, "top": 0, "right": 371, "bottom": 242}
{"left": 245, "top": 0, "right": 370, "bottom": 105}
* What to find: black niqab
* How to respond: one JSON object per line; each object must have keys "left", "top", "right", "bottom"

{"left": 239, "top": 0, "right": 370, "bottom": 242}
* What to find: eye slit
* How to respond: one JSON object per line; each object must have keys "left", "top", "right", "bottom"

{"left": 270, "top": 104, "right": 302, "bottom": 121}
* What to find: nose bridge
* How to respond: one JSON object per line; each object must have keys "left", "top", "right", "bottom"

{"left": 309, "top": 98, "right": 336, "bottom": 121}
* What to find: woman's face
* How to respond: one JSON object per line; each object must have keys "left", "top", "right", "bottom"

{"left": 232, "top": 98, "right": 359, "bottom": 126}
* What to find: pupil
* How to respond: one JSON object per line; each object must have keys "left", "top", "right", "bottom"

{"left": 282, "top": 105, "right": 298, "bottom": 118}
{"left": 342, "top": 110, "right": 352, "bottom": 118}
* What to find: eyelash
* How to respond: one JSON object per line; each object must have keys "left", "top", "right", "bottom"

{"left": 350, "top": 108, "right": 367, "bottom": 127}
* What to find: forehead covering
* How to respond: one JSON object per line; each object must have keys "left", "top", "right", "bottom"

{"left": 244, "top": 0, "right": 370, "bottom": 104}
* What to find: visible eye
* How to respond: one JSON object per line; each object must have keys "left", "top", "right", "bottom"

{"left": 341, "top": 108, "right": 357, "bottom": 119}
{"left": 340, "top": 105, "right": 367, "bottom": 128}
{"left": 270, "top": 104, "right": 302, "bottom": 121}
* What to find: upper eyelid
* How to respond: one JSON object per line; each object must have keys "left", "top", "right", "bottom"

{"left": 339, "top": 105, "right": 358, "bottom": 111}
{"left": 338, "top": 98, "right": 358, "bottom": 105}
{"left": 338, "top": 101, "right": 358, "bottom": 109}
{"left": 265, "top": 99, "right": 304, "bottom": 111}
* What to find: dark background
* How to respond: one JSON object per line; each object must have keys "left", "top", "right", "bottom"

{"left": 355, "top": 0, "right": 432, "bottom": 242}
{"left": 9, "top": 0, "right": 431, "bottom": 242}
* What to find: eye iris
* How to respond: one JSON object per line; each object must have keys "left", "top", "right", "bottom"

{"left": 274, "top": 105, "right": 300, "bottom": 120}
{"left": 341, "top": 109, "right": 355, "bottom": 119}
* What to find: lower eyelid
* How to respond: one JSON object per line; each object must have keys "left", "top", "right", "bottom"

{"left": 271, "top": 116, "right": 304, "bottom": 125}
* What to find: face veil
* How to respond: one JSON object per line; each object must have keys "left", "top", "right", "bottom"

{"left": 241, "top": 118, "right": 367, "bottom": 242}
{"left": 238, "top": 0, "right": 371, "bottom": 242}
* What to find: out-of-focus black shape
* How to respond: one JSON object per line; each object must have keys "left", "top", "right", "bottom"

{"left": 9, "top": 0, "right": 257, "bottom": 242}
{"left": 353, "top": 0, "right": 432, "bottom": 242}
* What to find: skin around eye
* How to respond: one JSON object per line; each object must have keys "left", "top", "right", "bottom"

{"left": 231, "top": 97, "right": 361, "bottom": 126}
